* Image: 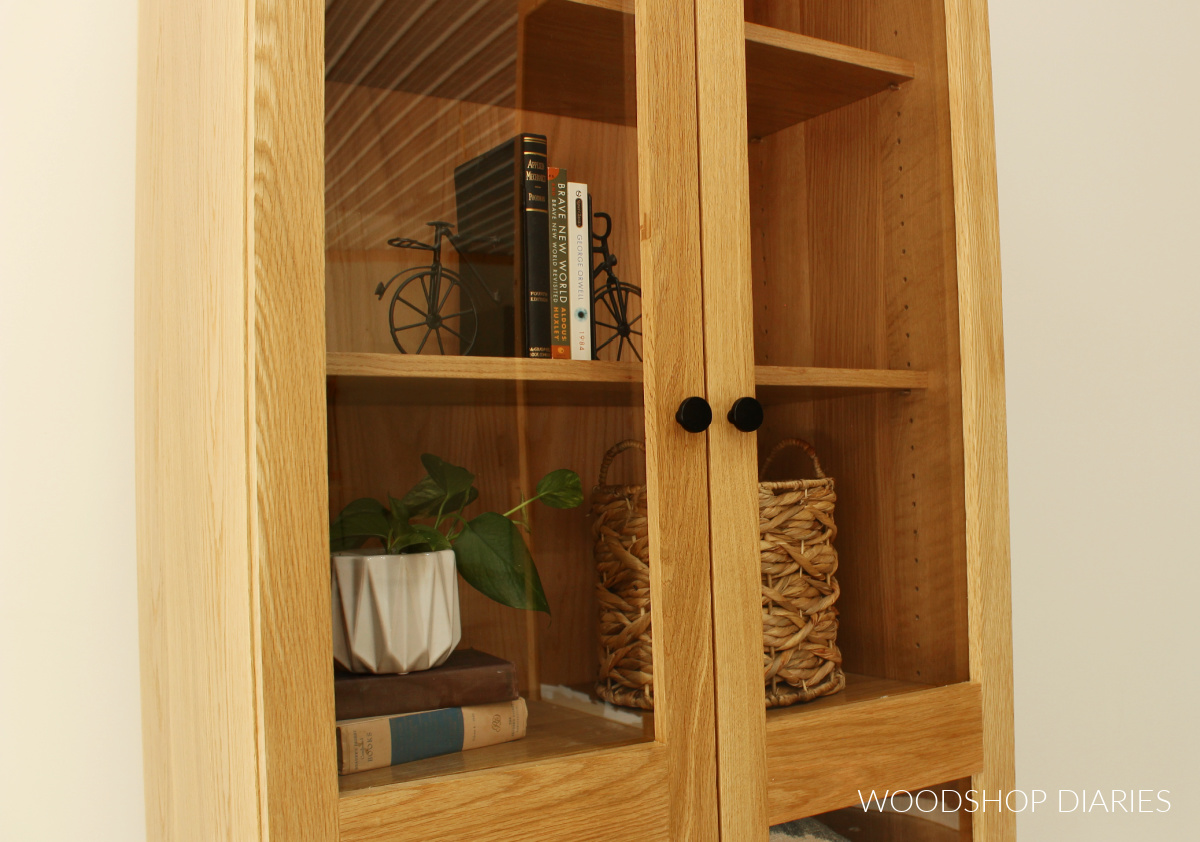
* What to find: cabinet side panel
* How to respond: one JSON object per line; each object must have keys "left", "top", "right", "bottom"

{"left": 252, "top": 0, "right": 340, "bottom": 838}
{"left": 135, "top": 0, "right": 261, "bottom": 839}
{"left": 943, "top": 0, "right": 1016, "bottom": 839}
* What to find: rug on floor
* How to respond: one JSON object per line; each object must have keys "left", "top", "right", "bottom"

{"left": 768, "top": 817, "right": 849, "bottom": 842}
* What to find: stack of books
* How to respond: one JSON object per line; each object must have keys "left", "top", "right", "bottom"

{"left": 453, "top": 133, "right": 598, "bottom": 361}
{"left": 335, "top": 649, "right": 527, "bottom": 776}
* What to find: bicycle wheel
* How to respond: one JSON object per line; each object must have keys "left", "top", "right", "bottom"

{"left": 384, "top": 268, "right": 479, "bottom": 355}
{"left": 592, "top": 279, "right": 642, "bottom": 362}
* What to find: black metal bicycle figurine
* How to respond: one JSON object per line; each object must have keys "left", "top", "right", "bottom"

{"left": 376, "top": 221, "right": 499, "bottom": 355}
{"left": 378, "top": 215, "right": 642, "bottom": 360}
{"left": 590, "top": 212, "right": 642, "bottom": 362}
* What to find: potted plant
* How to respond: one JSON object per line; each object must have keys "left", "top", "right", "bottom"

{"left": 329, "top": 454, "right": 582, "bottom": 674}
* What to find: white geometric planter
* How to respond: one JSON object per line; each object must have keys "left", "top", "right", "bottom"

{"left": 330, "top": 549, "right": 462, "bottom": 674}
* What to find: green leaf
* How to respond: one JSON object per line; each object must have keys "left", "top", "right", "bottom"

{"left": 420, "top": 454, "right": 475, "bottom": 499}
{"left": 387, "top": 495, "right": 411, "bottom": 525}
{"left": 535, "top": 469, "right": 584, "bottom": 509}
{"left": 402, "top": 475, "right": 479, "bottom": 517}
{"left": 331, "top": 497, "right": 390, "bottom": 550}
{"left": 452, "top": 512, "right": 549, "bottom": 613}
{"left": 330, "top": 532, "right": 368, "bottom": 552}
{"left": 409, "top": 524, "right": 452, "bottom": 552}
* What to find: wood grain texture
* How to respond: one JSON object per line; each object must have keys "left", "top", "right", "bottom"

{"left": 137, "top": 0, "right": 338, "bottom": 839}
{"left": 942, "top": 0, "right": 1017, "bottom": 839}
{"left": 694, "top": 0, "right": 769, "bottom": 839}
{"left": 327, "top": 0, "right": 913, "bottom": 136}
{"left": 326, "top": 352, "right": 926, "bottom": 406}
{"left": 745, "top": 22, "right": 913, "bottom": 137}
{"left": 135, "top": 0, "right": 260, "bottom": 837}
{"left": 765, "top": 682, "right": 983, "bottom": 824}
{"left": 252, "top": 0, "right": 341, "bottom": 838}
{"left": 327, "top": 352, "right": 642, "bottom": 383}
{"left": 632, "top": 0, "right": 720, "bottom": 837}
{"left": 337, "top": 699, "right": 645, "bottom": 793}
{"left": 338, "top": 742, "right": 670, "bottom": 842}
{"left": 747, "top": 0, "right": 971, "bottom": 691}
{"left": 822, "top": 806, "right": 960, "bottom": 842}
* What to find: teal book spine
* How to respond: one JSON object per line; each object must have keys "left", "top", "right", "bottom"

{"left": 336, "top": 698, "right": 528, "bottom": 775}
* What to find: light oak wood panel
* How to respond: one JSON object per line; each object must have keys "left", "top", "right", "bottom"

{"left": 756, "top": 365, "right": 927, "bottom": 398}
{"left": 765, "top": 682, "right": 983, "bottom": 824}
{"left": 630, "top": 0, "right": 721, "bottom": 837}
{"left": 252, "top": 0, "right": 342, "bottom": 838}
{"left": 135, "top": 0, "right": 260, "bottom": 837}
{"left": 694, "top": 0, "right": 770, "bottom": 839}
{"left": 136, "top": 0, "right": 337, "bottom": 839}
{"left": 327, "top": 352, "right": 642, "bottom": 382}
{"left": 943, "top": 0, "right": 1018, "bottom": 839}
{"left": 338, "top": 742, "right": 669, "bottom": 842}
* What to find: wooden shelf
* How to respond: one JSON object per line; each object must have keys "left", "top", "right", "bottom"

{"left": 337, "top": 698, "right": 647, "bottom": 795}
{"left": 755, "top": 365, "right": 928, "bottom": 402}
{"left": 327, "top": 352, "right": 926, "bottom": 405}
{"left": 820, "top": 805, "right": 959, "bottom": 842}
{"left": 325, "top": 0, "right": 914, "bottom": 137}
{"left": 764, "top": 676, "right": 983, "bottom": 825}
{"left": 326, "top": 352, "right": 645, "bottom": 406}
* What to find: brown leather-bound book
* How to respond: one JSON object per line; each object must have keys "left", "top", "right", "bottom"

{"left": 334, "top": 650, "right": 519, "bottom": 721}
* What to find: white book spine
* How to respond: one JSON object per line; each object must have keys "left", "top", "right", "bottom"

{"left": 567, "top": 181, "right": 592, "bottom": 360}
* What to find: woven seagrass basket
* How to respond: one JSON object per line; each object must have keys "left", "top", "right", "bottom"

{"left": 593, "top": 438, "right": 845, "bottom": 710}
{"left": 758, "top": 439, "right": 845, "bottom": 707}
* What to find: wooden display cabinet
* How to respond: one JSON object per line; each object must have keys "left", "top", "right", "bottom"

{"left": 135, "top": 0, "right": 1013, "bottom": 840}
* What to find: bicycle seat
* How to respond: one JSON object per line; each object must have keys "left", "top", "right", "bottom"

{"left": 387, "top": 236, "right": 434, "bottom": 251}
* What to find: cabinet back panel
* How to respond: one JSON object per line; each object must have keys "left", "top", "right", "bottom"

{"left": 327, "top": 396, "right": 646, "bottom": 694}
{"left": 748, "top": 0, "right": 968, "bottom": 684}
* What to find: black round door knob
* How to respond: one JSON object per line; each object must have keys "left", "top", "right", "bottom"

{"left": 675, "top": 397, "right": 713, "bottom": 433}
{"left": 727, "top": 397, "right": 764, "bottom": 432}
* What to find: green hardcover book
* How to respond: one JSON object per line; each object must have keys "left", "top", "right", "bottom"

{"left": 548, "top": 167, "right": 570, "bottom": 359}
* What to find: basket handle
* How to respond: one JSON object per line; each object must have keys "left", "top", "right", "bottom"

{"left": 760, "top": 438, "right": 826, "bottom": 480}
{"left": 598, "top": 439, "right": 646, "bottom": 485}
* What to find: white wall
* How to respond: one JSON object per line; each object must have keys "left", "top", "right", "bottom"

{"left": 991, "top": 1, "right": 1200, "bottom": 839}
{"left": 0, "top": 1, "right": 145, "bottom": 840}
{"left": 1, "top": 2, "right": 1196, "bottom": 841}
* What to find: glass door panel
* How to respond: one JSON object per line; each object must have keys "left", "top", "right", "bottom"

{"left": 324, "top": 1, "right": 718, "bottom": 836}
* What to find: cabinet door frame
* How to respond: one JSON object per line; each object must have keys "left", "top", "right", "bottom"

{"left": 689, "top": 0, "right": 1015, "bottom": 839}
{"left": 136, "top": 0, "right": 730, "bottom": 839}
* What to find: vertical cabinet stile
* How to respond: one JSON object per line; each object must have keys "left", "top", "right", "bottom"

{"left": 633, "top": 0, "right": 723, "bottom": 838}
{"left": 692, "top": 0, "right": 772, "bottom": 839}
